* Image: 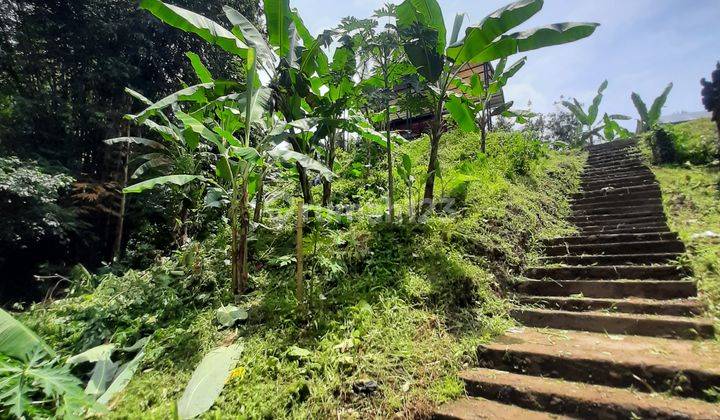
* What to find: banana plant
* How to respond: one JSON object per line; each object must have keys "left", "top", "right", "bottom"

{"left": 562, "top": 80, "right": 631, "bottom": 145}
{"left": 631, "top": 82, "right": 673, "bottom": 133}
{"left": 446, "top": 56, "right": 530, "bottom": 152}
{"left": 396, "top": 0, "right": 599, "bottom": 211}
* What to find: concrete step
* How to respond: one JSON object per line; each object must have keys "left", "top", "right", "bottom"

{"left": 570, "top": 210, "right": 664, "bottom": 223}
{"left": 587, "top": 153, "right": 643, "bottom": 164}
{"left": 459, "top": 368, "right": 720, "bottom": 419}
{"left": 516, "top": 279, "right": 697, "bottom": 299}
{"left": 586, "top": 159, "right": 645, "bottom": 171}
{"left": 571, "top": 196, "right": 661, "bottom": 210}
{"left": 476, "top": 328, "right": 720, "bottom": 400}
{"left": 525, "top": 265, "right": 686, "bottom": 280}
{"left": 544, "top": 240, "right": 685, "bottom": 256}
{"left": 572, "top": 203, "right": 664, "bottom": 217}
{"left": 581, "top": 168, "right": 653, "bottom": 182}
{"left": 538, "top": 252, "right": 681, "bottom": 265}
{"left": 581, "top": 175, "right": 656, "bottom": 190}
{"left": 510, "top": 308, "right": 714, "bottom": 339}
{"left": 572, "top": 183, "right": 660, "bottom": 200}
{"left": 583, "top": 162, "right": 647, "bottom": 175}
{"left": 434, "top": 397, "right": 571, "bottom": 420}
{"left": 575, "top": 214, "right": 666, "bottom": 230}
{"left": 545, "top": 232, "right": 677, "bottom": 246}
{"left": 516, "top": 295, "right": 703, "bottom": 316}
{"left": 580, "top": 224, "right": 670, "bottom": 235}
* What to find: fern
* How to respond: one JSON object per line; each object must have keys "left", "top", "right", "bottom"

{"left": 0, "top": 350, "right": 95, "bottom": 419}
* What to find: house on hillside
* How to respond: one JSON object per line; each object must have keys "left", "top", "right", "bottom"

{"left": 388, "top": 62, "right": 505, "bottom": 138}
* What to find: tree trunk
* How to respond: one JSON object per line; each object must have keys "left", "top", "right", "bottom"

{"left": 112, "top": 141, "right": 130, "bottom": 262}
{"left": 480, "top": 117, "right": 488, "bottom": 154}
{"left": 295, "top": 199, "right": 304, "bottom": 310}
{"left": 322, "top": 130, "right": 336, "bottom": 207}
{"left": 297, "top": 162, "right": 313, "bottom": 204}
{"left": 178, "top": 202, "right": 189, "bottom": 245}
{"left": 253, "top": 172, "right": 264, "bottom": 223}
{"left": 236, "top": 181, "right": 250, "bottom": 298}
{"left": 422, "top": 120, "right": 441, "bottom": 215}
{"left": 386, "top": 107, "right": 395, "bottom": 223}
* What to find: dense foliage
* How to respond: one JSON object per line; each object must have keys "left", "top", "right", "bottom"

{"left": 0, "top": 157, "right": 81, "bottom": 301}
{"left": 21, "top": 130, "right": 583, "bottom": 417}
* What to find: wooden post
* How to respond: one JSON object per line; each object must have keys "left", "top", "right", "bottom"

{"left": 295, "top": 199, "right": 304, "bottom": 310}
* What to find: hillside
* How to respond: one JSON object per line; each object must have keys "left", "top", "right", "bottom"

{"left": 19, "top": 130, "right": 583, "bottom": 418}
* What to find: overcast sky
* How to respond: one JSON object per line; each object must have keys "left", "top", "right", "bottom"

{"left": 292, "top": 0, "right": 720, "bottom": 125}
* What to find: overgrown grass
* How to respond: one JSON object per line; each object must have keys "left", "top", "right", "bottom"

{"left": 22, "top": 130, "right": 583, "bottom": 418}
{"left": 653, "top": 165, "right": 720, "bottom": 324}
{"left": 665, "top": 118, "right": 719, "bottom": 164}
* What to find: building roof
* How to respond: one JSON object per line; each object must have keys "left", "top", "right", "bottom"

{"left": 659, "top": 111, "right": 712, "bottom": 124}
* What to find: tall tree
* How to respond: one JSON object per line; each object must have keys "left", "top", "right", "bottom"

{"left": 701, "top": 62, "right": 720, "bottom": 156}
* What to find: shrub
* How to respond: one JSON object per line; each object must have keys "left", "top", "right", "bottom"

{"left": 666, "top": 118, "right": 719, "bottom": 164}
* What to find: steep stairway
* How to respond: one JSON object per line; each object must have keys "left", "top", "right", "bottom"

{"left": 436, "top": 139, "right": 720, "bottom": 419}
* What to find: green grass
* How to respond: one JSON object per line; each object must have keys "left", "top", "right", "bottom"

{"left": 653, "top": 165, "right": 720, "bottom": 323}
{"left": 22, "top": 130, "right": 584, "bottom": 418}
{"left": 665, "top": 118, "right": 718, "bottom": 164}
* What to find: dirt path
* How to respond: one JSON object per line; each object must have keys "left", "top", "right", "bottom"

{"left": 437, "top": 140, "right": 720, "bottom": 419}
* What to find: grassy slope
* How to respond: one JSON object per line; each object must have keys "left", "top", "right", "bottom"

{"left": 650, "top": 119, "right": 720, "bottom": 323}
{"left": 23, "top": 131, "right": 583, "bottom": 418}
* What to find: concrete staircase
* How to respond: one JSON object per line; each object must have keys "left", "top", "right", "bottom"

{"left": 436, "top": 140, "right": 720, "bottom": 419}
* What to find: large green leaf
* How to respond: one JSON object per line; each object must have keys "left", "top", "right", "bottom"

{"left": 587, "top": 80, "right": 608, "bottom": 126}
{"left": 447, "top": 0, "right": 542, "bottom": 64}
{"left": 396, "top": 0, "right": 446, "bottom": 53}
{"left": 402, "top": 40, "right": 444, "bottom": 83}
{"left": 561, "top": 100, "right": 589, "bottom": 125}
{"left": 177, "top": 344, "right": 244, "bottom": 419}
{"left": 104, "top": 137, "right": 166, "bottom": 150}
{"left": 224, "top": 6, "right": 274, "bottom": 68}
{"left": 140, "top": 0, "right": 246, "bottom": 57}
{"left": 185, "top": 52, "right": 213, "bottom": 83}
{"left": 268, "top": 148, "right": 335, "bottom": 181}
{"left": 0, "top": 309, "right": 55, "bottom": 361}
{"left": 123, "top": 175, "right": 205, "bottom": 194}
{"left": 96, "top": 341, "right": 148, "bottom": 406}
{"left": 648, "top": 82, "right": 673, "bottom": 125}
{"left": 449, "top": 13, "right": 465, "bottom": 45}
{"left": 631, "top": 92, "right": 649, "bottom": 126}
{"left": 446, "top": 95, "right": 477, "bottom": 132}
{"left": 127, "top": 83, "right": 215, "bottom": 122}
{"left": 463, "top": 22, "right": 599, "bottom": 64}
{"left": 264, "top": 0, "right": 292, "bottom": 57}
{"left": 66, "top": 344, "right": 116, "bottom": 366}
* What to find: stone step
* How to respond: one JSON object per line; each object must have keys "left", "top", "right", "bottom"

{"left": 459, "top": 368, "right": 720, "bottom": 419}
{"left": 581, "top": 172, "right": 655, "bottom": 186}
{"left": 516, "top": 295, "right": 703, "bottom": 316}
{"left": 545, "top": 232, "right": 677, "bottom": 246}
{"left": 544, "top": 240, "right": 684, "bottom": 256}
{"left": 538, "top": 252, "right": 681, "bottom": 265}
{"left": 570, "top": 210, "right": 665, "bottom": 223}
{"left": 510, "top": 308, "right": 714, "bottom": 339}
{"left": 525, "top": 265, "right": 686, "bottom": 280}
{"left": 572, "top": 183, "right": 660, "bottom": 200}
{"left": 587, "top": 138, "right": 638, "bottom": 150}
{"left": 516, "top": 279, "right": 697, "bottom": 299}
{"left": 572, "top": 215, "right": 667, "bottom": 227}
{"left": 434, "top": 397, "right": 571, "bottom": 420}
{"left": 581, "top": 169, "right": 653, "bottom": 183}
{"left": 584, "top": 156, "right": 645, "bottom": 166}
{"left": 585, "top": 159, "right": 645, "bottom": 171}
{"left": 586, "top": 150, "right": 642, "bottom": 165}
{"left": 572, "top": 203, "right": 664, "bottom": 217}
{"left": 581, "top": 175, "right": 656, "bottom": 190}
{"left": 571, "top": 196, "right": 661, "bottom": 210}
{"left": 583, "top": 162, "right": 647, "bottom": 174}
{"left": 476, "top": 328, "right": 720, "bottom": 400}
{"left": 580, "top": 224, "right": 670, "bottom": 235}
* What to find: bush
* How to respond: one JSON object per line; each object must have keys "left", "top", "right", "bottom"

{"left": 644, "top": 119, "right": 719, "bottom": 165}
{"left": 666, "top": 118, "right": 719, "bottom": 164}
